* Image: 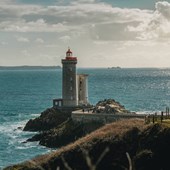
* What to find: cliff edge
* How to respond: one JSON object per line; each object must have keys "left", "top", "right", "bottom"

{"left": 27, "top": 118, "right": 104, "bottom": 148}
{"left": 23, "top": 108, "right": 71, "bottom": 131}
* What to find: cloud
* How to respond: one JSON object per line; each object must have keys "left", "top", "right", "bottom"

{"left": 0, "top": 0, "right": 15, "bottom": 5}
{"left": 59, "top": 35, "right": 71, "bottom": 43}
{"left": 156, "top": 1, "right": 170, "bottom": 18}
{"left": 22, "top": 49, "right": 30, "bottom": 56}
{"left": 0, "top": 41, "right": 8, "bottom": 45}
{"left": 3, "top": 18, "right": 69, "bottom": 32}
{"left": 16, "top": 36, "right": 29, "bottom": 42}
{"left": 0, "top": 1, "right": 152, "bottom": 39}
{"left": 35, "top": 38, "right": 44, "bottom": 43}
{"left": 1, "top": 0, "right": 170, "bottom": 42}
{"left": 72, "top": 0, "right": 96, "bottom": 3}
{"left": 128, "top": 1, "right": 170, "bottom": 40}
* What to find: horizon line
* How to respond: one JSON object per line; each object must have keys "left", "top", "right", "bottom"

{"left": 0, "top": 65, "right": 170, "bottom": 69}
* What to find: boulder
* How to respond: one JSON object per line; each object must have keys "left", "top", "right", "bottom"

{"left": 94, "top": 99, "right": 131, "bottom": 114}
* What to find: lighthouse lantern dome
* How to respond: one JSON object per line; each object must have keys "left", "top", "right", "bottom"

{"left": 65, "top": 48, "right": 77, "bottom": 60}
{"left": 66, "top": 48, "right": 73, "bottom": 57}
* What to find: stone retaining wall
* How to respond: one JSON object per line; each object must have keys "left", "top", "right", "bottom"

{"left": 71, "top": 112, "right": 145, "bottom": 123}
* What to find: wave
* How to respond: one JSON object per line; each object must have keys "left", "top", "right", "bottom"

{"left": 30, "top": 113, "right": 40, "bottom": 117}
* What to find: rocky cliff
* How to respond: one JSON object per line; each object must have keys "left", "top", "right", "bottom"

{"left": 5, "top": 119, "right": 170, "bottom": 170}
{"left": 23, "top": 99, "right": 134, "bottom": 148}
{"left": 23, "top": 108, "right": 71, "bottom": 131}
{"left": 27, "top": 118, "right": 104, "bottom": 148}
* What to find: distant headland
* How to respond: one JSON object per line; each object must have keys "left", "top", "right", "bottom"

{"left": 0, "top": 65, "right": 61, "bottom": 70}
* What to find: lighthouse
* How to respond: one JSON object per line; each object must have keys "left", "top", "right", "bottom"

{"left": 62, "top": 48, "right": 78, "bottom": 107}
{"left": 53, "top": 48, "right": 89, "bottom": 109}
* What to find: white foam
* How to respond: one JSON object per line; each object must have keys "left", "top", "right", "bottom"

{"left": 16, "top": 143, "right": 38, "bottom": 150}
{"left": 30, "top": 113, "right": 40, "bottom": 117}
{"left": 0, "top": 119, "right": 39, "bottom": 149}
{"left": 136, "top": 111, "right": 162, "bottom": 115}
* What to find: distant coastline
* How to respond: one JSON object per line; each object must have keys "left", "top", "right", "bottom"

{"left": 108, "top": 66, "right": 121, "bottom": 69}
{"left": 0, "top": 65, "right": 61, "bottom": 70}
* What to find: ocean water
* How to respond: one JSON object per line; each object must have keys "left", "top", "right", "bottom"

{"left": 1, "top": 68, "right": 170, "bottom": 168}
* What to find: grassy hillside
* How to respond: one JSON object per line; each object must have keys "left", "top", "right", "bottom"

{"left": 5, "top": 118, "right": 170, "bottom": 170}
{"left": 27, "top": 118, "right": 104, "bottom": 148}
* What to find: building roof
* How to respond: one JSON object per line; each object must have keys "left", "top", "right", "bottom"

{"left": 66, "top": 48, "right": 72, "bottom": 54}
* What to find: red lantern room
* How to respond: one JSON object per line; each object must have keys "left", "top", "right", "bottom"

{"left": 66, "top": 48, "right": 77, "bottom": 60}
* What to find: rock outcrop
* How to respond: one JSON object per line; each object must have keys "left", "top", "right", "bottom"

{"left": 23, "top": 108, "right": 71, "bottom": 131}
{"left": 5, "top": 119, "right": 170, "bottom": 170}
{"left": 24, "top": 99, "right": 131, "bottom": 132}
{"left": 93, "top": 99, "right": 131, "bottom": 114}
{"left": 23, "top": 99, "right": 135, "bottom": 148}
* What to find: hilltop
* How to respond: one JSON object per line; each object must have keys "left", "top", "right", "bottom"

{"left": 4, "top": 119, "right": 170, "bottom": 170}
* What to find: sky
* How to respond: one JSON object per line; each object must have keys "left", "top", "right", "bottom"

{"left": 1, "top": 0, "right": 170, "bottom": 67}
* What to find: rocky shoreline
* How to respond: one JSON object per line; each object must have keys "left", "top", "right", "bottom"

{"left": 4, "top": 99, "right": 147, "bottom": 170}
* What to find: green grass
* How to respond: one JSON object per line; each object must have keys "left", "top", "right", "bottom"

{"left": 161, "top": 119, "right": 170, "bottom": 127}
{"left": 147, "top": 116, "right": 170, "bottom": 127}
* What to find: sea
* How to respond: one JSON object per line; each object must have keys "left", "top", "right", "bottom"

{"left": 1, "top": 67, "right": 170, "bottom": 169}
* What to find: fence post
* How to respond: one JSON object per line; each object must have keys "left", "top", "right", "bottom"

{"left": 152, "top": 115, "right": 155, "bottom": 124}
{"left": 161, "top": 111, "right": 163, "bottom": 123}
{"left": 155, "top": 112, "right": 157, "bottom": 122}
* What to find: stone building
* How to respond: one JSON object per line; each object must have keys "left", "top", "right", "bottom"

{"left": 53, "top": 48, "right": 89, "bottom": 109}
{"left": 77, "top": 74, "right": 88, "bottom": 105}
{"left": 62, "top": 48, "right": 78, "bottom": 107}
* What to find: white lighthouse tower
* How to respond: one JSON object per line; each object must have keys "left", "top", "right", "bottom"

{"left": 62, "top": 48, "right": 78, "bottom": 107}
{"left": 53, "top": 48, "right": 89, "bottom": 109}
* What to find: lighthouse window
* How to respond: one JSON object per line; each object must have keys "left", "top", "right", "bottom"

{"left": 79, "top": 80, "right": 82, "bottom": 88}
{"left": 70, "top": 86, "right": 72, "bottom": 90}
{"left": 71, "top": 96, "right": 73, "bottom": 100}
{"left": 70, "top": 77, "right": 73, "bottom": 81}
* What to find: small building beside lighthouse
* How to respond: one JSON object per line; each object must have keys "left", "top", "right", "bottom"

{"left": 77, "top": 74, "right": 88, "bottom": 105}
{"left": 53, "top": 48, "right": 89, "bottom": 109}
